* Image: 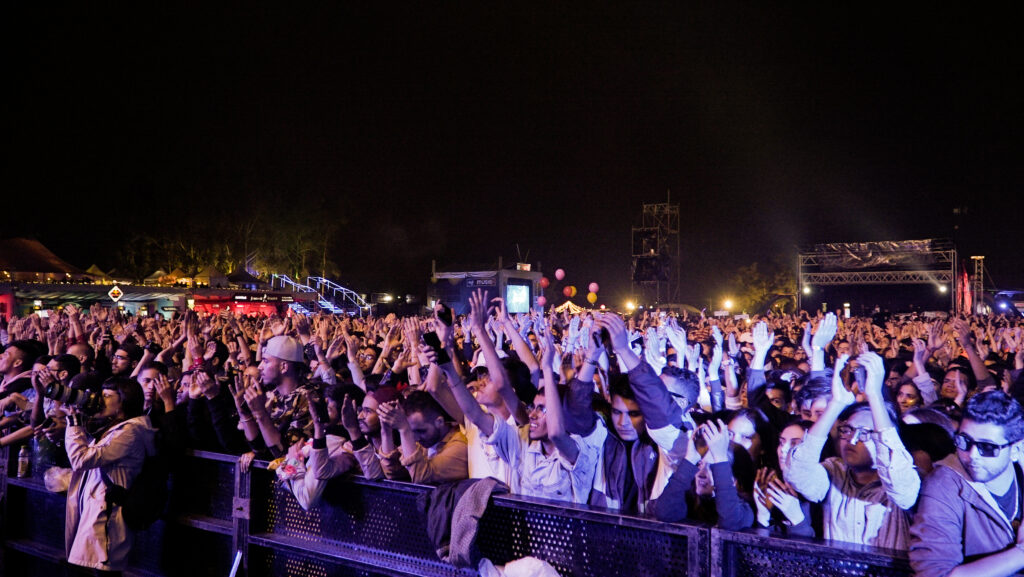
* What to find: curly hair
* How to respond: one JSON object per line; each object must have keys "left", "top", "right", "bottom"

{"left": 963, "top": 391, "right": 1024, "bottom": 443}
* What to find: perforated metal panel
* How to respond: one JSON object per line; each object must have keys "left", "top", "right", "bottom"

{"left": 7, "top": 484, "right": 67, "bottom": 551}
{"left": 168, "top": 455, "right": 236, "bottom": 521}
{"left": 250, "top": 471, "right": 474, "bottom": 576}
{"left": 477, "top": 500, "right": 703, "bottom": 577}
{"left": 249, "top": 545, "right": 383, "bottom": 577}
{"left": 129, "top": 521, "right": 233, "bottom": 577}
{"left": 714, "top": 531, "right": 913, "bottom": 577}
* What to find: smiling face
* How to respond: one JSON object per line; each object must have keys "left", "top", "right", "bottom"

{"left": 941, "top": 369, "right": 966, "bottom": 400}
{"left": 528, "top": 393, "right": 548, "bottom": 441}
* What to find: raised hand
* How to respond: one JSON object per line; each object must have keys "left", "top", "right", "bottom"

{"left": 468, "top": 289, "right": 489, "bottom": 331}
{"left": 243, "top": 381, "right": 269, "bottom": 416}
{"left": 752, "top": 321, "right": 774, "bottom": 353}
{"left": 812, "top": 313, "right": 838, "bottom": 349}
{"left": 644, "top": 327, "right": 667, "bottom": 372}
{"left": 701, "top": 419, "right": 732, "bottom": 464}
{"left": 341, "top": 394, "right": 360, "bottom": 433}
{"left": 831, "top": 354, "right": 855, "bottom": 407}
{"left": 664, "top": 317, "right": 688, "bottom": 357}
{"left": 858, "top": 351, "right": 885, "bottom": 399}
{"left": 376, "top": 400, "right": 409, "bottom": 431}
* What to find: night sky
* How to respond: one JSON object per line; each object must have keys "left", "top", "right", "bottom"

{"left": 6, "top": 4, "right": 1023, "bottom": 307}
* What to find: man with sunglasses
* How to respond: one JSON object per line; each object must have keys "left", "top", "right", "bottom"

{"left": 910, "top": 390, "right": 1024, "bottom": 577}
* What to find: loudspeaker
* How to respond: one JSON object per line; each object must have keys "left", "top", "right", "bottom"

{"left": 633, "top": 256, "right": 669, "bottom": 282}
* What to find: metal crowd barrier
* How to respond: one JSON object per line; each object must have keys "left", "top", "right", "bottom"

{"left": 0, "top": 444, "right": 913, "bottom": 577}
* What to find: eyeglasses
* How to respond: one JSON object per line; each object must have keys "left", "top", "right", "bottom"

{"left": 113, "top": 354, "right": 130, "bottom": 361}
{"left": 954, "top": 433, "right": 1013, "bottom": 457}
{"left": 526, "top": 404, "right": 547, "bottom": 415}
{"left": 836, "top": 425, "right": 874, "bottom": 442}
{"left": 357, "top": 354, "right": 376, "bottom": 361}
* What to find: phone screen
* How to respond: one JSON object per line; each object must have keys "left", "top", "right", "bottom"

{"left": 421, "top": 331, "right": 451, "bottom": 364}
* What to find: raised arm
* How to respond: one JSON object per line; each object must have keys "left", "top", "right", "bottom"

{"left": 860, "top": 351, "right": 920, "bottom": 510}
{"left": 785, "top": 354, "right": 853, "bottom": 503}
{"left": 810, "top": 313, "right": 838, "bottom": 375}
{"left": 469, "top": 290, "right": 522, "bottom": 421}
{"left": 538, "top": 318, "right": 579, "bottom": 464}
{"left": 498, "top": 300, "right": 541, "bottom": 377}
{"left": 954, "top": 318, "right": 996, "bottom": 388}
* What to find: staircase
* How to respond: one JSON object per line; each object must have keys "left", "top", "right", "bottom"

{"left": 270, "top": 274, "right": 369, "bottom": 316}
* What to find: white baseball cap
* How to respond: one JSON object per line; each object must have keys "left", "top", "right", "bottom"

{"left": 264, "top": 336, "right": 305, "bottom": 363}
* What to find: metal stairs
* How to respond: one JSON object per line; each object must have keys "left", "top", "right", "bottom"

{"left": 270, "top": 274, "right": 370, "bottom": 316}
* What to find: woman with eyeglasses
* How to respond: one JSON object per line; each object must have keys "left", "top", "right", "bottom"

{"left": 784, "top": 351, "right": 921, "bottom": 551}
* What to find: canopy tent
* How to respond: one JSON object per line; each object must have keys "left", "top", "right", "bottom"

{"left": 0, "top": 238, "right": 91, "bottom": 282}
{"left": 194, "top": 265, "right": 228, "bottom": 288}
{"left": 143, "top": 269, "right": 168, "bottom": 285}
{"left": 85, "top": 264, "right": 111, "bottom": 280}
{"left": 553, "top": 300, "right": 587, "bottom": 315}
{"left": 227, "top": 268, "right": 268, "bottom": 290}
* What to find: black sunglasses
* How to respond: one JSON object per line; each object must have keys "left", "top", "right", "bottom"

{"left": 954, "top": 433, "right": 1013, "bottom": 458}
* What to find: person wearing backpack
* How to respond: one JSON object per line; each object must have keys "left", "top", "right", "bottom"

{"left": 63, "top": 376, "right": 156, "bottom": 576}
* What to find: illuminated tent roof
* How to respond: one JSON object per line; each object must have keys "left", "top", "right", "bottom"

{"left": 143, "top": 269, "right": 168, "bottom": 284}
{"left": 85, "top": 264, "right": 112, "bottom": 279}
{"left": 194, "top": 265, "right": 228, "bottom": 288}
{"left": 227, "top": 268, "right": 268, "bottom": 289}
{"left": 553, "top": 300, "right": 586, "bottom": 315}
{"left": 0, "top": 238, "right": 88, "bottom": 276}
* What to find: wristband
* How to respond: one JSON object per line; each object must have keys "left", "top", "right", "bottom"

{"left": 350, "top": 436, "right": 370, "bottom": 451}
{"left": 66, "top": 414, "right": 84, "bottom": 427}
{"left": 312, "top": 436, "right": 328, "bottom": 450}
{"left": 585, "top": 358, "right": 599, "bottom": 366}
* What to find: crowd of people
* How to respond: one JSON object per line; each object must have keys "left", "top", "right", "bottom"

{"left": 1, "top": 298, "right": 1023, "bottom": 576}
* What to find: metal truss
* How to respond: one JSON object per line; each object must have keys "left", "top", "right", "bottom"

{"left": 800, "top": 270, "right": 955, "bottom": 285}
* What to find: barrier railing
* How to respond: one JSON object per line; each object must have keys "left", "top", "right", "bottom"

{"left": 0, "top": 444, "right": 913, "bottom": 577}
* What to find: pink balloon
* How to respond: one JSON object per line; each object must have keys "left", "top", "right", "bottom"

{"left": 537, "top": 296, "right": 547, "bottom": 307}
{"left": 554, "top": 268, "right": 565, "bottom": 281}
{"left": 588, "top": 282, "right": 599, "bottom": 293}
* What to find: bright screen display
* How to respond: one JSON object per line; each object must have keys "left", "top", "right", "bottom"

{"left": 505, "top": 283, "right": 531, "bottom": 314}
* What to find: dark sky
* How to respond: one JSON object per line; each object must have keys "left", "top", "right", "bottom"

{"left": 6, "top": 4, "right": 1023, "bottom": 307}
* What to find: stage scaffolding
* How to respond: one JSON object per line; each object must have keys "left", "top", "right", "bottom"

{"left": 797, "top": 239, "right": 958, "bottom": 313}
